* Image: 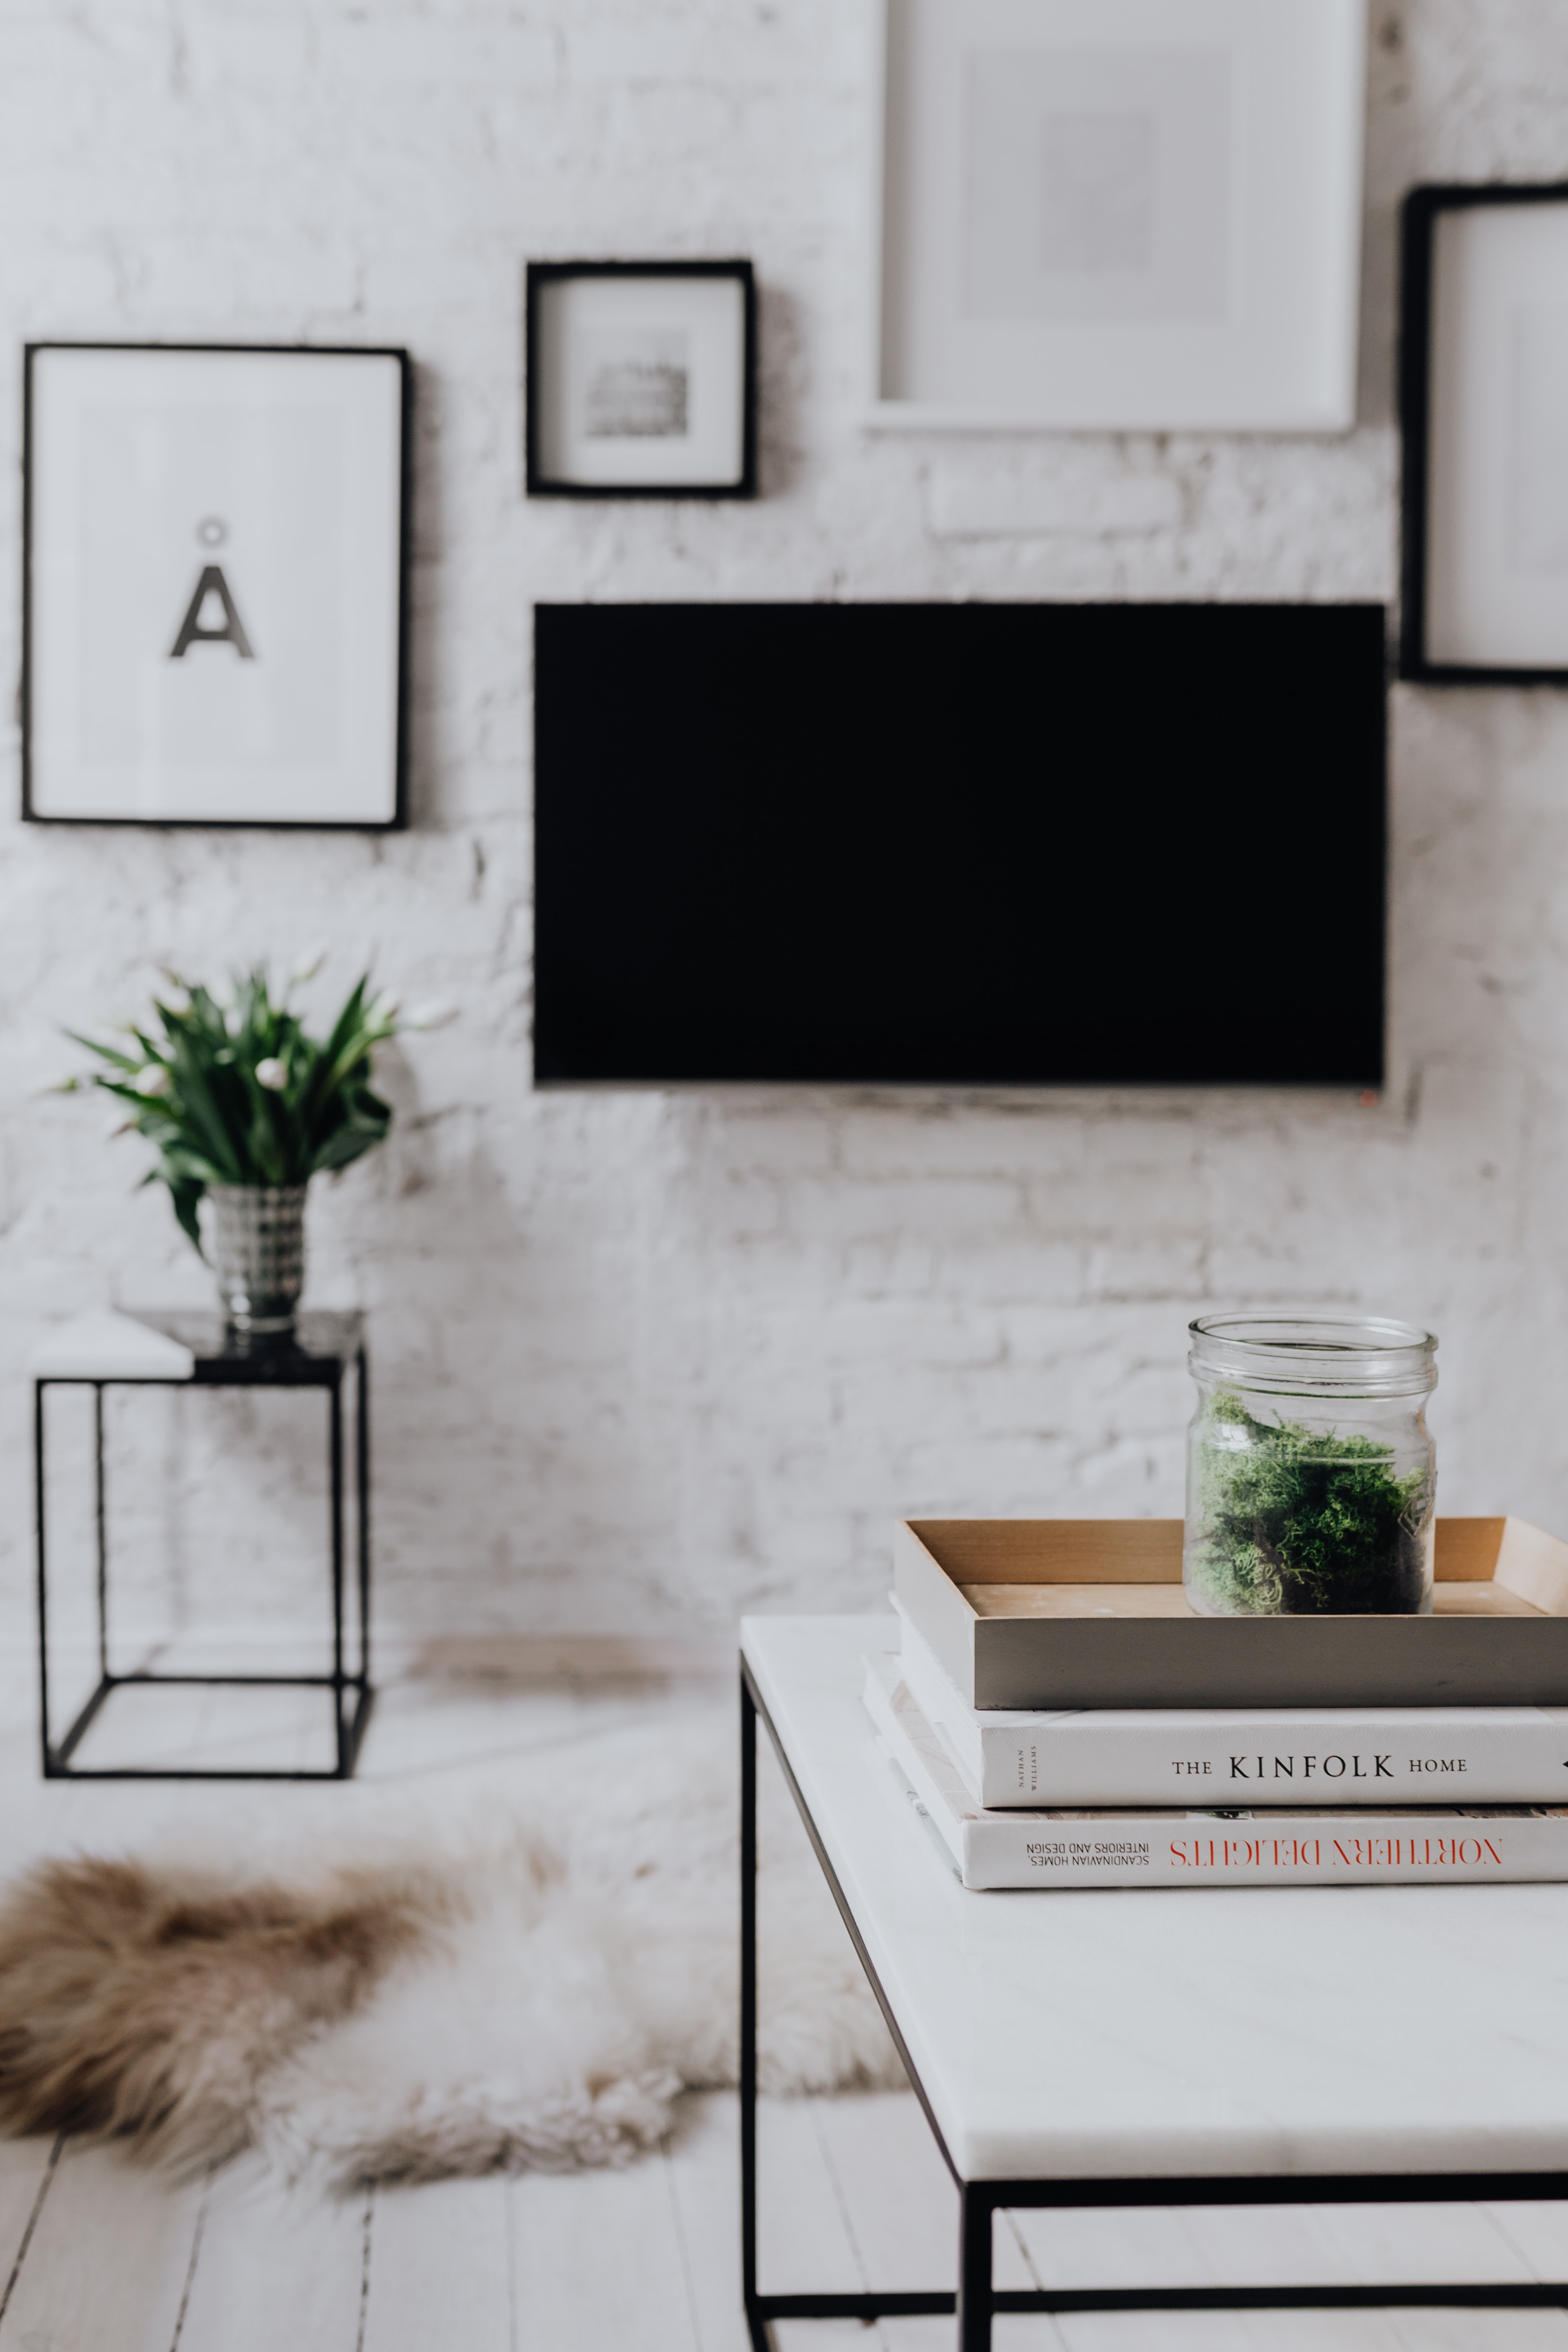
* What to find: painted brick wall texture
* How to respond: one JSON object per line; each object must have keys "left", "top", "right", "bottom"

{"left": 2, "top": 1, "right": 1567, "bottom": 1648}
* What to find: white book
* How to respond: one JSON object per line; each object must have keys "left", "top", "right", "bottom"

{"left": 892, "top": 1596, "right": 1568, "bottom": 1809}
{"left": 862, "top": 1653, "right": 1568, "bottom": 1891}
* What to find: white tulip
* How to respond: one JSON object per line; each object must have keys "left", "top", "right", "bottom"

{"left": 212, "top": 979, "right": 236, "bottom": 1010}
{"left": 160, "top": 985, "right": 191, "bottom": 1015}
{"left": 255, "top": 1057, "right": 289, "bottom": 1091}
{"left": 291, "top": 945, "right": 328, "bottom": 982}
{"left": 405, "top": 998, "right": 459, "bottom": 1031}
{"left": 368, "top": 990, "right": 401, "bottom": 1025}
{"left": 133, "top": 1064, "right": 172, "bottom": 1098}
{"left": 101, "top": 1112, "right": 136, "bottom": 1140}
{"left": 225, "top": 1007, "right": 245, "bottom": 1037}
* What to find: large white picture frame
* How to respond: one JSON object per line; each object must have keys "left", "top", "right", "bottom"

{"left": 25, "top": 343, "right": 410, "bottom": 828}
{"left": 871, "top": 0, "right": 1368, "bottom": 434}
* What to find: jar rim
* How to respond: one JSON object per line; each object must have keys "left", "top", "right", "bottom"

{"left": 1189, "top": 1314, "right": 1437, "bottom": 1398}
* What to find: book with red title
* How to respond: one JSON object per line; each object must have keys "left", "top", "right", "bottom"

{"left": 861, "top": 1653, "right": 1568, "bottom": 1891}
{"left": 892, "top": 1596, "right": 1568, "bottom": 1809}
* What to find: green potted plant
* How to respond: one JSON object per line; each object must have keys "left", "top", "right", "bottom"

{"left": 61, "top": 958, "right": 453, "bottom": 1332}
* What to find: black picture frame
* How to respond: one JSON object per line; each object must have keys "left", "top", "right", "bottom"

{"left": 1400, "top": 183, "right": 1568, "bottom": 685}
{"left": 525, "top": 260, "right": 757, "bottom": 499}
{"left": 22, "top": 340, "right": 414, "bottom": 829}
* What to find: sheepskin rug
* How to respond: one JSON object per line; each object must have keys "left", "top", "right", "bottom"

{"left": 0, "top": 1701, "right": 901, "bottom": 2188}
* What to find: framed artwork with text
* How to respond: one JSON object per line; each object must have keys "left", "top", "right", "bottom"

{"left": 1400, "top": 185, "right": 1568, "bottom": 683}
{"left": 870, "top": 0, "right": 1368, "bottom": 434}
{"left": 23, "top": 342, "right": 411, "bottom": 828}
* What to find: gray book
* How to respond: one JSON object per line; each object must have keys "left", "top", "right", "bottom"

{"left": 862, "top": 1652, "right": 1568, "bottom": 1892}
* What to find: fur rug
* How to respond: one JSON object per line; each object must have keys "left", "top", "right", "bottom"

{"left": 0, "top": 1703, "right": 900, "bottom": 2187}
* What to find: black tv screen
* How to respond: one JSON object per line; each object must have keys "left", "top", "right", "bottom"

{"left": 533, "top": 602, "right": 1386, "bottom": 1086}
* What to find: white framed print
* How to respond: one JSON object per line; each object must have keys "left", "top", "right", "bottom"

{"left": 871, "top": 0, "right": 1368, "bottom": 434}
{"left": 526, "top": 262, "right": 757, "bottom": 498}
{"left": 23, "top": 343, "right": 410, "bottom": 828}
{"left": 1400, "top": 184, "right": 1568, "bottom": 683}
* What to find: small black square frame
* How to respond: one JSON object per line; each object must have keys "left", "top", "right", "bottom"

{"left": 1399, "top": 183, "right": 1568, "bottom": 685}
{"left": 525, "top": 260, "right": 757, "bottom": 499}
{"left": 22, "top": 340, "right": 414, "bottom": 828}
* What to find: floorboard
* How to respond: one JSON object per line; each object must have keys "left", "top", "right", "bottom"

{"left": 511, "top": 2143, "right": 698, "bottom": 2352}
{"left": 809, "top": 2092, "right": 1035, "bottom": 2294}
{"left": 0, "top": 2139, "right": 58, "bottom": 2309}
{"left": 1052, "top": 2315, "right": 1568, "bottom": 2352}
{"left": 1009, "top": 2198, "right": 1217, "bottom": 2294}
{"left": 664, "top": 2094, "right": 751, "bottom": 2352}
{"left": 1308, "top": 2200, "right": 1536, "bottom": 2288}
{"left": 362, "top": 2175, "right": 512, "bottom": 2352}
{"left": 754, "top": 2096, "right": 862, "bottom": 2297}
{"left": 0, "top": 2141, "right": 204, "bottom": 2352}
{"left": 1053, "top": 2316, "right": 1404, "bottom": 2352}
{"left": 1481, "top": 2201, "right": 1568, "bottom": 2286}
{"left": 62, "top": 1677, "right": 338, "bottom": 1777}
{"left": 1387, "top": 2322, "right": 1568, "bottom": 2352}
{"left": 174, "top": 2152, "right": 369, "bottom": 2352}
{"left": 64, "top": 1677, "right": 221, "bottom": 1774}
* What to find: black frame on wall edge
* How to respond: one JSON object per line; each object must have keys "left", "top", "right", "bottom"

{"left": 21, "top": 340, "right": 415, "bottom": 830}
{"left": 525, "top": 259, "right": 758, "bottom": 500}
{"left": 1399, "top": 182, "right": 1568, "bottom": 688}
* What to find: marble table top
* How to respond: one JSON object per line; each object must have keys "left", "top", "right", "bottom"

{"left": 740, "top": 1613, "right": 1568, "bottom": 2185}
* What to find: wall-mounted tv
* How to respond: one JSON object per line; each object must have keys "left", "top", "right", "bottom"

{"left": 533, "top": 602, "right": 1386, "bottom": 1087}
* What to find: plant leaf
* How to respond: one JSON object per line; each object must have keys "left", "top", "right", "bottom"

{"left": 167, "top": 1176, "right": 206, "bottom": 1255}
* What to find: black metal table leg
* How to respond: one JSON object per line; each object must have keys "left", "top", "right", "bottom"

{"left": 958, "top": 2187, "right": 994, "bottom": 2352}
{"left": 741, "top": 1670, "right": 768, "bottom": 2351}
{"left": 329, "top": 1367, "right": 347, "bottom": 1774}
{"left": 356, "top": 1344, "right": 372, "bottom": 1695}
{"left": 34, "top": 1378, "right": 51, "bottom": 1774}
{"left": 93, "top": 1382, "right": 109, "bottom": 1683}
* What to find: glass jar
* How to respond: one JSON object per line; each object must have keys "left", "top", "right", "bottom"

{"left": 1184, "top": 1317, "right": 1437, "bottom": 1617}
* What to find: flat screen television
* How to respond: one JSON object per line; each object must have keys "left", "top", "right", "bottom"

{"left": 533, "top": 602, "right": 1386, "bottom": 1087}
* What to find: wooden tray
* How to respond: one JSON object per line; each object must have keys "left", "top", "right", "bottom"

{"left": 893, "top": 1517, "right": 1568, "bottom": 1710}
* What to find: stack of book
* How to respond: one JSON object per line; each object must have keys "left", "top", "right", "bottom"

{"left": 862, "top": 1517, "right": 1568, "bottom": 1889}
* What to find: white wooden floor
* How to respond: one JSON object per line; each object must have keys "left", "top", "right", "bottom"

{"left": 3, "top": 1664, "right": 1568, "bottom": 2352}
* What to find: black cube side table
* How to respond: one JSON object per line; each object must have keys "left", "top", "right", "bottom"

{"left": 34, "top": 1310, "right": 372, "bottom": 1781}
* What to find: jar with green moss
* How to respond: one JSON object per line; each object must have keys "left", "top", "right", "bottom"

{"left": 1184, "top": 1317, "right": 1437, "bottom": 1617}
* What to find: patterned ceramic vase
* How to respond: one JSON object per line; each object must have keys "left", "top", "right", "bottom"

{"left": 206, "top": 1183, "right": 308, "bottom": 1333}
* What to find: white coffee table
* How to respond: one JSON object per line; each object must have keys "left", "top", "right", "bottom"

{"left": 739, "top": 1615, "right": 1568, "bottom": 2352}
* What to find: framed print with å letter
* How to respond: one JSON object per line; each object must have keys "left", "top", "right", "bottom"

{"left": 871, "top": 0, "right": 1368, "bottom": 433}
{"left": 1400, "top": 185, "right": 1568, "bottom": 682}
{"left": 526, "top": 261, "right": 756, "bottom": 497}
{"left": 23, "top": 343, "right": 411, "bottom": 827}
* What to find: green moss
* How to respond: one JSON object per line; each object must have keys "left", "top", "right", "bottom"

{"left": 1188, "top": 1390, "right": 1431, "bottom": 1616}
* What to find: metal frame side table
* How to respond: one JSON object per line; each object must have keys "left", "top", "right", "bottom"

{"left": 34, "top": 1310, "right": 372, "bottom": 1781}
{"left": 740, "top": 1625, "right": 1568, "bottom": 2352}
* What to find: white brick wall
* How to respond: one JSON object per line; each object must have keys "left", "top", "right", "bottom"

{"left": 3, "top": 0, "right": 1568, "bottom": 1646}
